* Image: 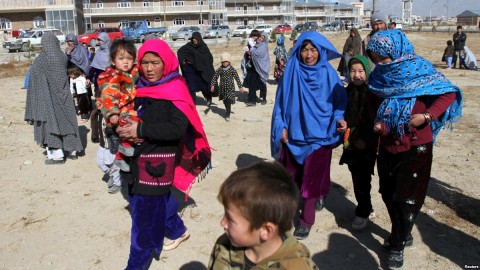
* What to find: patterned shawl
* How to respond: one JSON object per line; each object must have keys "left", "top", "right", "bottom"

{"left": 271, "top": 31, "right": 347, "bottom": 164}
{"left": 65, "top": 33, "right": 90, "bottom": 74}
{"left": 90, "top": 32, "right": 111, "bottom": 70}
{"left": 367, "top": 29, "right": 463, "bottom": 139}
{"left": 24, "top": 32, "right": 82, "bottom": 152}
{"left": 274, "top": 35, "right": 288, "bottom": 62}
{"left": 136, "top": 39, "right": 212, "bottom": 195}
{"left": 250, "top": 32, "right": 271, "bottom": 83}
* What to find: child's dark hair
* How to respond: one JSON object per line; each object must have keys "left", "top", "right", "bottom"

{"left": 348, "top": 57, "right": 363, "bottom": 69}
{"left": 90, "top": 47, "right": 96, "bottom": 53}
{"left": 67, "top": 64, "right": 84, "bottom": 77}
{"left": 250, "top": 30, "right": 260, "bottom": 38}
{"left": 447, "top": 40, "right": 453, "bottom": 45}
{"left": 109, "top": 39, "right": 137, "bottom": 62}
{"left": 218, "top": 161, "right": 298, "bottom": 234}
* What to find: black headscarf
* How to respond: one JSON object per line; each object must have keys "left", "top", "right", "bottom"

{"left": 177, "top": 32, "right": 215, "bottom": 83}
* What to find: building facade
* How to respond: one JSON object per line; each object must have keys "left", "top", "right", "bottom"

{"left": 0, "top": 0, "right": 363, "bottom": 38}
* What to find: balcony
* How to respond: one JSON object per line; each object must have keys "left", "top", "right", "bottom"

{"left": 226, "top": 7, "right": 290, "bottom": 17}
{"left": 0, "top": 0, "right": 74, "bottom": 12}
{"left": 84, "top": 4, "right": 218, "bottom": 16}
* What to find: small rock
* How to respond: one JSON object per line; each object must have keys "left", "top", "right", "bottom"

{"left": 23, "top": 160, "right": 33, "bottom": 165}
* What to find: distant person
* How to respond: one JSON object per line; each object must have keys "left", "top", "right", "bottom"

{"left": 88, "top": 47, "right": 95, "bottom": 63}
{"left": 338, "top": 27, "right": 362, "bottom": 82}
{"left": 177, "top": 32, "right": 215, "bottom": 106}
{"left": 273, "top": 35, "right": 288, "bottom": 83}
{"left": 243, "top": 32, "right": 270, "bottom": 106}
{"left": 362, "top": 12, "right": 387, "bottom": 58}
{"left": 210, "top": 52, "right": 244, "bottom": 122}
{"left": 452, "top": 25, "right": 467, "bottom": 69}
{"left": 68, "top": 65, "right": 90, "bottom": 123}
{"left": 208, "top": 161, "right": 319, "bottom": 270}
{"left": 388, "top": 22, "right": 396, "bottom": 30}
{"left": 443, "top": 40, "right": 454, "bottom": 69}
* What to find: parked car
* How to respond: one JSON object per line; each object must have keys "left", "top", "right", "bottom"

{"left": 254, "top": 24, "right": 273, "bottom": 34}
{"left": 121, "top": 20, "right": 167, "bottom": 43}
{"left": 303, "top": 22, "right": 319, "bottom": 31}
{"left": 169, "top": 26, "right": 203, "bottom": 41}
{"left": 232, "top": 25, "right": 253, "bottom": 37}
{"left": 77, "top": 27, "right": 124, "bottom": 47}
{"left": 204, "top": 25, "right": 232, "bottom": 39}
{"left": 274, "top": 24, "right": 292, "bottom": 34}
{"left": 320, "top": 22, "right": 341, "bottom": 31}
{"left": 294, "top": 23, "right": 304, "bottom": 32}
{"left": 4, "top": 28, "right": 65, "bottom": 53}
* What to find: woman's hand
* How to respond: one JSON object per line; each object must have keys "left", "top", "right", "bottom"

{"left": 116, "top": 117, "right": 138, "bottom": 141}
{"left": 210, "top": 85, "right": 215, "bottom": 92}
{"left": 281, "top": 128, "right": 288, "bottom": 143}
{"left": 373, "top": 121, "right": 383, "bottom": 134}
{"left": 410, "top": 113, "right": 426, "bottom": 128}
{"left": 109, "top": 115, "right": 119, "bottom": 125}
{"left": 336, "top": 120, "right": 347, "bottom": 133}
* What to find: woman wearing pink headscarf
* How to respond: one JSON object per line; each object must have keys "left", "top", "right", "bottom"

{"left": 116, "top": 39, "right": 211, "bottom": 269}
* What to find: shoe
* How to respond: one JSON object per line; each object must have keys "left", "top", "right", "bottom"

{"left": 108, "top": 184, "right": 121, "bottom": 194}
{"left": 67, "top": 154, "right": 78, "bottom": 160}
{"left": 206, "top": 100, "right": 212, "bottom": 107}
{"left": 382, "top": 234, "right": 413, "bottom": 252}
{"left": 225, "top": 117, "right": 230, "bottom": 122}
{"left": 388, "top": 250, "right": 404, "bottom": 270}
{"left": 245, "top": 102, "right": 256, "bottom": 107}
{"left": 293, "top": 224, "right": 310, "bottom": 240}
{"left": 45, "top": 159, "right": 65, "bottom": 165}
{"left": 163, "top": 230, "right": 190, "bottom": 251}
{"left": 107, "top": 176, "right": 114, "bottom": 188}
{"left": 352, "top": 216, "right": 368, "bottom": 230}
{"left": 118, "top": 144, "right": 134, "bottom": 157}
{"left": 113, "top": 159, "right": 130, "bottom": 172}
{"left": 261, "top": 100, "right": 267, "bottom": 105}
{"left": 315, "top": 199, "right": 324, "bottom": 212}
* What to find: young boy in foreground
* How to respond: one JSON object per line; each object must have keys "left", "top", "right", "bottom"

{"left": 208, "top": 161, "right": 319, "bottom": 269}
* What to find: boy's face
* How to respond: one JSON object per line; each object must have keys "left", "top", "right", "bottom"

{"left": 349, "top": 62, "right": 366, "bottom": 86}
{"left": 112, "top": 49, "right": 134, "bottom": 73}
{"left": 220, "top": 204, "right": 261, "bottom": 247}
{"left": 221, "top": 61, "right": 230, "bottom": 68}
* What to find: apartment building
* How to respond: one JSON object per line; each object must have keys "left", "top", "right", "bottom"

{"left": 0, "top": 0, "right": 363, "bottom": 38}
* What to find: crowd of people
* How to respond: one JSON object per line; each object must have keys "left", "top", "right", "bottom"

{"left": 23, "top": 14, "right": 466, "bottom": 269}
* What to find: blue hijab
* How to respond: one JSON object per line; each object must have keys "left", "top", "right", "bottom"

{"left": 367, "top": 30, "right": 462, "bottom": 139}
{"left": 271, "top": 31, "right": 347, "bottom": 164}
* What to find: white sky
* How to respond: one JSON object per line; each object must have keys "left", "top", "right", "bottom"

{"left": 339, "top": 0, "right": 480, "bottom": 17}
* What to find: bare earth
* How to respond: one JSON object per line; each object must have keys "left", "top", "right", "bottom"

{"left": 0, "top": 31, "right": 479, "bottom": 270}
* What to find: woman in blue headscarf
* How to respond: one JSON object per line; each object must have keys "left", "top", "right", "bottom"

{"left": 366, "top": 29, "right": 462, "bottom": 270}
{"left": 271, "top": 31, "right": 348, "bottom": 240}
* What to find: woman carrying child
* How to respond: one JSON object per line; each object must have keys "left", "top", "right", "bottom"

{"left": 116, "top": 39, "right": 211, "bottom": 269}
{"left": 210, "top": 52, "right": 244, "bottom": 122}
{"left": 366, "top": 29, "right": 463, "bottom": 269}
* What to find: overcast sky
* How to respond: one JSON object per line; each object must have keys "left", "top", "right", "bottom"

{"left": 338, "top": 0, "right": 478, "bottom": 17}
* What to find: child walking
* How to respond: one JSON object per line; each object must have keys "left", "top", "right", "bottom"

{"left": 210, "top": 52, "right": 244, "bottom": 122}
{"left": 443, "top": 40, "right": 454, "bottom": 69}
{"left": 98, "top": 39, "right": 139, "bottom": 172}
{"left": 366, "top": 30, "right": 462, "bottom": 270}
{"left": 273, "top": 35, "right": 288, "bottom": 83}
{"left": 68, "top": 65, "right": 90, "bottom": 122}
{"left": 339, "top": 55, "right": 378, "bottom": 231}
{"left": 208, "top": 161, "right": 319, "bottom": 269}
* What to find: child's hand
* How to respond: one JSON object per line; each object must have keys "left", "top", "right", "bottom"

{"left": 239, "top": 87, "right": 244, "bottom": 93}
{"left": 109, "top": 115, "right": 119, "bottom": 125}
{"left": 210, "top": 85, "right": 215, "bottom": 92}
{"left": 373, "top": 121, "right": 383, "bottom": 134}
{"left": 409, "top": 113, "right": 426, "bottom": 128}
{"left": 281, "top": 128, "right": 289, "bottom": 143}
{"left": 95, "top": 100, "right": 102, "bottom": 109}
{"left": 336, "top": 120, "right": 347, "bottom": 133}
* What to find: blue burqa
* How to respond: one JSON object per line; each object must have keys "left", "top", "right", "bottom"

{"left": 271, "top": 31, "right": 348, "bottom": 164}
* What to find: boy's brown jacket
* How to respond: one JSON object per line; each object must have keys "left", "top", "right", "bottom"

{"left": 208, "top": 233, "right": 319, "bottom": 270}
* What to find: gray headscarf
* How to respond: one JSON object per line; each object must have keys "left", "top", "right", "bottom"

{"left": 250, "top": 32, "right": 271, "bottom": 83}
{"left": 65, "top": 33, "right": 90, "bottom": 74}
{"left": 90, "top": 32, "right": 111, "bottom": 70}
{"left": 25, "top": 32, "right": 83, "bottom": 152}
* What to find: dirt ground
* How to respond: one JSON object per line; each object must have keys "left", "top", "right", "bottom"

{"left": 0, "top": 31, "right": 479, "bottom": 270}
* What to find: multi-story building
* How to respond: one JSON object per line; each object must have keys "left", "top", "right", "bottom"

{"left": 0, "top": 0, "right": 363, "bottom": 39}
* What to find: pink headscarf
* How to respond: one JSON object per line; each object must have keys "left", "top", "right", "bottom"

{"left": 136, "top": 39, "right": 212, "bottom": 196}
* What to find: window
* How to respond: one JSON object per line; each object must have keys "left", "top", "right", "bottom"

{"left": 198, "top": 17, "right": 204, "bottom": 25}
{"left": 256, "top": 4, "right": 264, "bottom": 11}
{"left": 235, "top": 5, "right": 241, "bottom": 11}
{"left": 96, "top": 0, "right": 103, "bottom": 8}
{"left": 0, "top": 18, "right": 12, "bottom": 30}
{"left": 98, "top": 20, "right": 106, "bottom": 28}
{"left": 173, "top": 18, "right": 185, "bottom": 25}
{"left": 197, "top": 0, "right": 204, "bottom": 5}
{"left": 272, "top": 5, "right": 277, "bottom": 10}
{"left": 172, "top": 0, "right": 184, "bottom": 6}
{"left": 83, "top": 0, "right": 90, "bottom": 9}
{"left": 117, "top": 0, "right": 131, "bottom": 8}
{"left": 145, "top": 19, "right": 151, "bottom": 27}
{"left": 143, "top": 0, "right": 150, "bottom": 7}
{"left": 119, "top": 19, "right": 129, "bottom": 29}
{"left": 33, "top": 16, "right": 44, "bottom": 28}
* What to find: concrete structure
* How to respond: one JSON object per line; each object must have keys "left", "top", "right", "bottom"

{"left": 0, "top": 0, "right": 364, "bottom": 39}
